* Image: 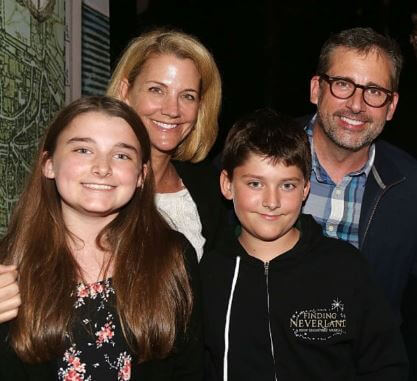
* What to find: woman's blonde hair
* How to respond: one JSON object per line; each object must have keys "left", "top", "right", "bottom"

{"left": 107, "top": 28, "right": 222, "bottom": 163}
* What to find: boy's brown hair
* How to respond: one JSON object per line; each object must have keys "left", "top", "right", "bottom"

{"left": 221, "top": 108, "right": 311, "bottom": 179}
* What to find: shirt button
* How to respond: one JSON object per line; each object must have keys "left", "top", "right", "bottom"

{"left": 335, "top": 189, "right": 341, "bottom": 196}
{"left": 328, "top": 225, "right": 334, "bottom": 232}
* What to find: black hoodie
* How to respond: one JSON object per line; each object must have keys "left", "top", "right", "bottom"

{"left": 200, "top": 214, "right": 408, "bottom": 381}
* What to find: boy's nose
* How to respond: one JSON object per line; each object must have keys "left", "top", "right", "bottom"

{"left": 262, "top": 190, "right": 280, "bottom": 210}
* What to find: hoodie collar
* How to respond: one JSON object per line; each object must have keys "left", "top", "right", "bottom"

{"left": 223, "top": 214, "right": 322, "bottom": 269}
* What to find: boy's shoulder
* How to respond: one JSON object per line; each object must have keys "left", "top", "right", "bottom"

{"left": 201, "top": 214, "right": 367, "bottom": 266}
{"left": 201, "top": 228, "right": 240, "bottom": 267}
{"left": 297, "top": 214, "right": 370, "bottom": 270}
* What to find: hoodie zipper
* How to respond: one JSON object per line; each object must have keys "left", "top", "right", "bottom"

{"left": 264, "top": 261, "right": 278, "bottom": 381}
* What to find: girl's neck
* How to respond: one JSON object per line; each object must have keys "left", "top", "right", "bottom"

{"left": 72, "top": 244, "right": 113, "bottom": 284}
{"left": 62, "top": 207, "right": 115, "bottom": 283}
{"left": 62, "top": 206, "right": 115, "bottom": 242}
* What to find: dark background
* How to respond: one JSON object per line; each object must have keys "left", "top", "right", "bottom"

{"left": 109, "top": 0, "right": 417, "bottom": 159}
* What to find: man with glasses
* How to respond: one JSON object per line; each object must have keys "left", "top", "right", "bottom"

{"left": 302, "top": 27, "right": 417, "bottom": 378}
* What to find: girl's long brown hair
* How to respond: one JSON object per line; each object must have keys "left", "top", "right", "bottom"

{"left": 0, "top": 96, "right": 193, "bottom": 363}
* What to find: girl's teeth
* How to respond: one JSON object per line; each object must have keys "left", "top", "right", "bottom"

{"left": 83, "top": 184, "right": 113, "bottom": 190}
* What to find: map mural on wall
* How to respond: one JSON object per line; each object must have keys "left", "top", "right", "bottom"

{"left": 0, "top": 0, "right": 65, "bottom": 235}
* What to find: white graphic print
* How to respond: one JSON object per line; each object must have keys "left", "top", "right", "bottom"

{"left": 290, "top": 300, "right": 347, "bottom": 341}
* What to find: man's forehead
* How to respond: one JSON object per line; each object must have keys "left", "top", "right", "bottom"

{"left": 329, "top": 46, "right": 393, "bottom": 67}
{"left": 327, "top": 47, "right": 394, "bottom": 85}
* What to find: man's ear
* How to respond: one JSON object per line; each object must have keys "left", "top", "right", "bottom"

{"left": 310, "top": 75, "right": 321, "bottom": 105}
{"left": 386, "top": 92, "right": 399, "bottom": 121}
{"left": 119, "top": 78, "right": 131, "bottom": 104}
{"left": 42, "top": 155, "right": 55, "bottom": 179}
{"left": 220, "top": 170, "right": 233, "bottom": 200}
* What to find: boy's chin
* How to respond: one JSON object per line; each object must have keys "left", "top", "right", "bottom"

{"left": 243, "top": 225, "right": 298, "bottom": 244}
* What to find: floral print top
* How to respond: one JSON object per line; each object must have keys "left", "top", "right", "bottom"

{"left": 57, "top": 279, "right": 132, "bottom": 381}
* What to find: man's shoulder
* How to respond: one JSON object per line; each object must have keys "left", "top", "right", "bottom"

{"left": 297, "top": 214, "right": 365, "bottom": 269}
{"left": 307, "top": 234, "right": 376, "bottom": 283}
{"left": 375, "top": 139, "right": 417, "bottom": 178}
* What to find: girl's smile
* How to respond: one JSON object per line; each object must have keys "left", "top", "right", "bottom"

{"left": 43, "top": 111, "right": 145, "bottom": 223}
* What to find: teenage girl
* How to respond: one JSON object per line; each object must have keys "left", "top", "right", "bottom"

{"left": 0, "top": 96, "right": 202, "bottom": 381}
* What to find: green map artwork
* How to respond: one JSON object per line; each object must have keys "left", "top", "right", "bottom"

{"left": 0, "top": 0, "right": 65, "bottom": 236}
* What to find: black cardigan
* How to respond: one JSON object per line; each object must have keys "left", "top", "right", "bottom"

{"left": 173, "top": 159, "right": 229, "bottom": 253}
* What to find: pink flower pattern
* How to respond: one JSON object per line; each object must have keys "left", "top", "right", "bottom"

{"left": 74, "top": 279, "right": 113, "bottom": 309}
{"left": 95, "top": 316, "right": 116, "bottom": 348}
{"left": 58, "top": 345, "right": 90, "bottom": 380}
{"left": 58, "top": 279, "right": 132, "bottom": 380}
{"left": 117, "top": 352, "right": 132, "bottom": 381}
{"left": 105, "top": 352, "right": 132, "bottom": 381}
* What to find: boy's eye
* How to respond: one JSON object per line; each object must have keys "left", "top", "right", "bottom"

{"left": 74, "top": 148, "right": 91, "bottom": 154}
{"left": 248, "top": 181, "right": 262, "bottom": 189}
{"left": 114, "top": 153, "right": 130, "bottom": 160}
{"left": 281, "top": 183, "right": 296, "bottom": 191}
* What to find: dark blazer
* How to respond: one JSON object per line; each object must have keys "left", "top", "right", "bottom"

{"left": 173, "top": 160, "right": 229, "bottom": 253}
{"left": 358, "top": 140, "right": 417, "bottom": 380}
{"left": 359, "top": 140, "right": 417, "bottom": 316}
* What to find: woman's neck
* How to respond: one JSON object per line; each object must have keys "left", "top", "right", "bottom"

{"left": 151, "top": 148, "right": 183, "bottom": 193}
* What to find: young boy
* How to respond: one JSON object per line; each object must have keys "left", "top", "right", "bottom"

{"left": 200, "top": 109, "right": 408, "bottom": 381}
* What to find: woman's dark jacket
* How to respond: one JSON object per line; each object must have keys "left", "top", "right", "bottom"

{"left": 173, "top": 160, "right": 229, "bottom": 253}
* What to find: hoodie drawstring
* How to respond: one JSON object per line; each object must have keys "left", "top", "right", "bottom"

{"left": 265, "top": 261, "right": 278, "bottom": 381}
{"left": 223, "top": 256, "right": 241, "bottom": 381}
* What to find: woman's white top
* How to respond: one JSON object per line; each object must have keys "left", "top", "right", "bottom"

{"left": 155, "top": 188, "right": 205, "bottom": 262}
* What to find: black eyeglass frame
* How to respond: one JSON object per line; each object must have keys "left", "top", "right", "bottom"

{"left": 319, "top": 73, "right": 394, "bottom": 108}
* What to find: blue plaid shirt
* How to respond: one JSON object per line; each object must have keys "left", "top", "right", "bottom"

{"left": 302, "top": 115, "right": 375, "bottom": 248}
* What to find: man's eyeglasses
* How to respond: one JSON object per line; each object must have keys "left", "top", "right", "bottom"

{"left": 319, "top": 73, "right": 394, "bottom": 108}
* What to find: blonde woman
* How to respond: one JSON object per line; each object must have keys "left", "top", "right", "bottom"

{"left": 108, "top": 29, "right": 226, "bottom": 262}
